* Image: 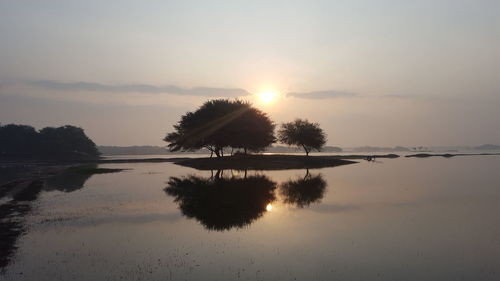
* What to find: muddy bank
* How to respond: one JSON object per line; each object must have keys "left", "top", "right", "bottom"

{"left": 2, "top": 154, "right": 399, "bottom": 167}
{"left": 0, "top": 164, "right": 127, "bottom": 271}
{"left": 1, "top": 157, "right": 187, "bottom": 166}
{"left": 406, "top": 152, "right": 500, "bottom": 158}
{"left": 173, "top": 155, "right": 363, "bottom": 170}
{"left": 0, "top": 162, "right": 125, "bottom": 183}
{"left": 97, "top": 157, "right": 189, "bottom": 163}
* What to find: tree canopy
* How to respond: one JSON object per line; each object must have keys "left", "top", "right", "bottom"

{"left": 164, "top": 99, "right": 275, "bottom": 157}
{"left": 278, "top": 119, "right": 327, "bottom": 156}
{"left": 0, "top": 124, "right": 39, "bottom": 158}
{"left": 0, "top": 124, "right": 100, "bottom": 160}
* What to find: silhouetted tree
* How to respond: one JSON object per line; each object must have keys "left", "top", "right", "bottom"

{"left": 164, "top": 173, "right": 276, "bottom": 231}
{"left": 278, "top": 119, "right": 326, "bottom": 156}
{"left": 38, "top": 125, "right": 100, "bottom": 159}
{"left": 280, "top": 171, "right": 327, "bottom": 208}
{"left": 0, "top": 124, "right": 100, "bottom": 160}
{"left": 0, "top": 124, "right": 39, "bottom": 157}
{"left": 164, "top": 99, "right": 275, "bottom": 157}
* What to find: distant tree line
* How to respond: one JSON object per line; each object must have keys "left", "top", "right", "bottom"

{"left": 0, "top": 124, "right": 100, "bottom": 160}
{"left": 165, "top": 99, "right": 327, "bottom": 156}
{"left": 98, "top": 145, "right": 171, "bottom": 156}
{"left": 97, "top": 145, "right": 342, "bottom": 156}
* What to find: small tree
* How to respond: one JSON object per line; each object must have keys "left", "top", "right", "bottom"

{"left": 278, "top": 119, "right": 326, "bottom": 156}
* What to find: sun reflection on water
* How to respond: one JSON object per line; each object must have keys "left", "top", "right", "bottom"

{"left": 266, "top": 203, "right": 273, "bottom": 211}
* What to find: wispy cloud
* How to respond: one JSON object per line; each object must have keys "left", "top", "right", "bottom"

{"left": 287, "top": 90, "right": 359, "bottom": 99}
{"left": 27, "top": 80, "right": 251, "bottom": 97}
{"left": 309, "top": 203, "right": 361, "bottom": 214}
{"left": 379, "top": 94, "right": 418, "bottom": 99}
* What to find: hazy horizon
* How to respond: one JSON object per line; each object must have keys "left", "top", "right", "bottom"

{"left": 1, "top": 1, "right": 499, "bottom": 147}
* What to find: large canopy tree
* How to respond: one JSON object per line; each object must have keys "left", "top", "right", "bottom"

{"left": 164, "top": 99, "right": 275, "bottom": 157}
{"left": 278, "top": 119, "right": 327, "bottom": 156}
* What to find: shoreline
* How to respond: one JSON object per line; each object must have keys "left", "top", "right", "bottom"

{"left": 405, "top": 152, "right": 500, "bottom": 158}
{"left": 0, "top": 164, "right": 127, "bottom": 200}
{"left": 2, "top": 152, "right": 499, "bottom": 169}
{"left": 172, "top": 154, "right": 362, "bottom": 171}
{"left": 0, "top": 153, "right": 386, "bottom": 189}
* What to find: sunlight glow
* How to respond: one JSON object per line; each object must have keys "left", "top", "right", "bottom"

{"left": 266, "top": 203, "right": 273, "bottom": 211}
{"left": 258, "top": 91, "right": 276, "bottom": 104}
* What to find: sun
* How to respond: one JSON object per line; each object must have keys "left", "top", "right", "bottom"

{"left": 258, "top": 91, "right": 276, "bottom": 104}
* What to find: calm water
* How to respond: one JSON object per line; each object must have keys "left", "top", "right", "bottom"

{"left": 1, "top": 156, "right": 499, "bottom": 280}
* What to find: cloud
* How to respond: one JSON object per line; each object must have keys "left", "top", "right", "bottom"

{"left": 309, "top": 203, "right": 361, "bottom": 214}
{"left": 27, "top": 80, "right": 251, "bottom": 97}
{"left": 379, "top": 94, "right": 420, "bottom": 99}
{"left": 287, "top": 90, "right": 359, "bottom": 99}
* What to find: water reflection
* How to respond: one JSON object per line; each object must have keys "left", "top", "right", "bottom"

{"left": 164, "top": 173, "right": 277, "bottom": 231}
{"left": 1, "top": 165, "right": 124, "bottom": 272}
{"left": 0, "top": 180, "right": 43, "bottom": 271}
{"left": 280, "top": 170, "right": 327, "bottom": 208}
{"left": 45, "top": 164, "right": 125, "bottom": 192}
{"left": 3, "top": 158, "right": 500, "bottom": 281}
{"left": 266, "top": 203, "right": 273, "bottom": 211}
{"left": 165, "top": 169, "right": 329, "bottom": 231}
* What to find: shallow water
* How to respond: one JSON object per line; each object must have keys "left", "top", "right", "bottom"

{"left": 1, "top": 156, "right": 499, "bottom": 280}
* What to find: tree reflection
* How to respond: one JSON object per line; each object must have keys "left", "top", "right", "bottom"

{"left": 45, "top": 165, "right": 125, "bottom": 192}
{"left": 280, "top": 170, "right": 327, "bottom": 208}
{"left": 164, "top": 172, "right": 276, "bottom": 231}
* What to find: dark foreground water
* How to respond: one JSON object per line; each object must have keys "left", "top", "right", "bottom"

{"left": 1, "top": 156, "right": 499, "bottom": 281}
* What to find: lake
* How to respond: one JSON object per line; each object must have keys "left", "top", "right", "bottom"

{"left": 1, "top": 156, "right": 499, "bottom": 280}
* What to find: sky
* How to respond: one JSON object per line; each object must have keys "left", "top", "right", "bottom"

{"left": 0, "top": 0, "right": 499, "bottom": 147}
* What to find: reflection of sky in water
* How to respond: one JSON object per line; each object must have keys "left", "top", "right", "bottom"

{"left": 2, "top": 157, "right": 500, "bottom": 280}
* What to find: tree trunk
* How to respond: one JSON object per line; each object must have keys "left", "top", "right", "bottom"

{"left": 302, "top": 144, "right": 309, "bottom": 156}
{"left": 206, "top": 145, "right": 214, "bottom": 158}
